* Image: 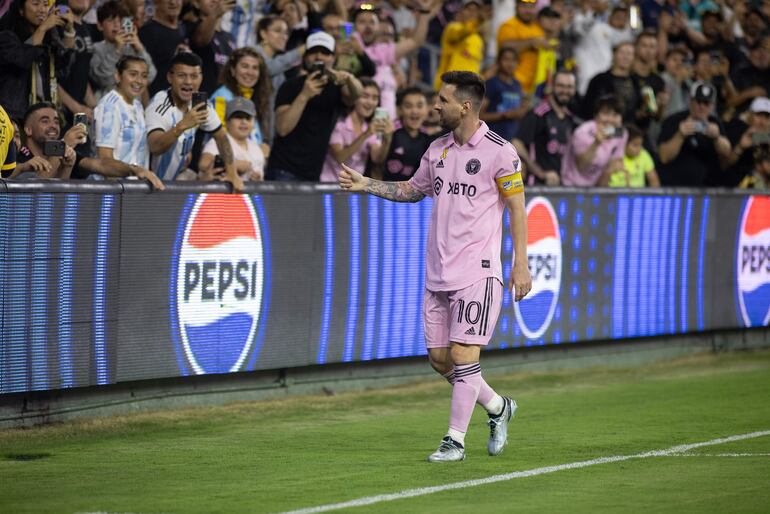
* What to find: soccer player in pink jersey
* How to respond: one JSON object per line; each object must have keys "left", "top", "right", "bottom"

{"left": 339, "top": 71, "right": 532, "bottom": 462}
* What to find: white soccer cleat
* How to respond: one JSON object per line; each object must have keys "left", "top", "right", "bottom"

{"left": 487, "top": 397, "right": 516, "bottom": 456}
{"left": 427, "top": 436, "right": 466, "bottom": 462}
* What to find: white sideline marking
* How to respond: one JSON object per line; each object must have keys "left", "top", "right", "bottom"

{"left": 276, "top": 430, "right": 770, "bottom": 514}
{"left": 667, "top": 452, "right": 770, "bottom": 457}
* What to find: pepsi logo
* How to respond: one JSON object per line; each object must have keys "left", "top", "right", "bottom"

{"left": 514, "top": 196, "right": 562, "bottom": 339}
{"left": 172, "top": 194, "right": 265, "bottom": 374}
{"left": 735, "top": 196, "right": 770, "bottom": 327}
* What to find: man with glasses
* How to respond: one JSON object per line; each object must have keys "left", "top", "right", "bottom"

{"left": 657, "top": 81, "right": 732, "bottom": 186}
{"left": 512, "top": 69, "right": 579, "bottom": 185}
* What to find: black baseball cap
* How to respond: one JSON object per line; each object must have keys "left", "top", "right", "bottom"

{"left": 691, "top": 81, "right": 716, "bottom": 103}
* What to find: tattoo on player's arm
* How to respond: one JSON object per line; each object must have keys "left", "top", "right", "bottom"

{"left": 215, "top": 129, "right": 235, "bottom": 164}
{"left": 365, "top": 180, "right": 425, "bottom": 203}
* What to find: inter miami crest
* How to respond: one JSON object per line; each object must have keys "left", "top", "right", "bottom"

{"left": 434, "top": 177, "right": 444, "bottom": 195}
{"left": 466, "top": 158, "right": 481, "bottom": 175}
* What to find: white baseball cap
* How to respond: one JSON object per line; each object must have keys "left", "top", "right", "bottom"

{"left": 750, "top": 96, "right": 770, "bottom": 114}
{"left": 306, "top": 31, "right": 335, "bottom": 54}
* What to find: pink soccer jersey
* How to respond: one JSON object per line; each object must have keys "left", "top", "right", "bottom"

{"left": 409, "top": 122, "right": 523, "bottom": 292}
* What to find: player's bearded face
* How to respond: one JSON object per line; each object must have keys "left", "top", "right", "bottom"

{"left": 436, "top": 86, "right": 463, "bottom": 130}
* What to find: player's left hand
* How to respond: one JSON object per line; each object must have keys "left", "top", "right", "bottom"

{"left": 510, "top": 262, "right": 532, "bottom": 302}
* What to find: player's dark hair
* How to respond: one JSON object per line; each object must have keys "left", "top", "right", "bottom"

{"left": 169, "top": 52, "right": 203, "bottom": 71}
{"left": 23, "top": 102, "right": 58, "bottom": 127}
{"left": 97, "top": 0, "right": 130, "bottom": 23}
{"left": 594, "top": 94, "right": 624, "bottom": 117}
{"left": 396, "top": 86, "right": 427, "bottom": 106}
{"left": 116, "top": 55, "right": 148, "bottom": 74}
{"left": 440, "top": 71, "right": 485, "bottom": 110}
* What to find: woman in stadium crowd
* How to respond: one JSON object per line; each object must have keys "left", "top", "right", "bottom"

{"left": 211, "top": 47, "right": 273, "bottom": 157}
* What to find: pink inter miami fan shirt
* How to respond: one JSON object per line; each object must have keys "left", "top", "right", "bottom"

{"left": 409, "top": 121, "right": 523, "bottom": 291}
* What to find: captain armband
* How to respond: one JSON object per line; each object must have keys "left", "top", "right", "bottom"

{"left": 495, "top": 172, "right": 524, "bottom": 197}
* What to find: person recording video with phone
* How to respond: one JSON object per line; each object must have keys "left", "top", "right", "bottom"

{"left": 90, "top": 0, "right": 156, "bottom": 103}
{"left": 319, "top": 78, "right": 391, "bottom": 182}
{"left": 561, "top": 94, "right": 628, "bottom": 187}
{"left": 266, "top": 31, "right": 363, "bottom": 182}
{"left": 11, "top": 101, "right": 164, "bottom": 189}
{"left": 658, "top": 81, "right": 732, "bottom": 186}
{"left": 145, "top": 52, "right": 243, "bottom": 191}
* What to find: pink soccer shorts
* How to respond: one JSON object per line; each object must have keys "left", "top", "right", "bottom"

{"left": 423, "top": 277, "right": 503, "bottom": 348}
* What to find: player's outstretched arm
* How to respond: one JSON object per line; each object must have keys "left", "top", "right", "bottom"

{"left": 338, "top": 163, "right": 425, "bottom": 203}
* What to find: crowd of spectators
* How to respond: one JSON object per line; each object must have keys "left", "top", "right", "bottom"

{"left": 0, "top": 0, "right": 768, "bottom": 188}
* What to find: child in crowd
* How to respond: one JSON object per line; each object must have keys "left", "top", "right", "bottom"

{"left": 90, "top": 0, "right": 156, "bottom": 103}
{"left": 480, "top": 47, "right": 527, "bottom": 142}
{"left": 319, "top": 78, "right": 391, "bottom": 182}
{"left": 601, "top": 124, "right": 660, "bottom": 187}
{"left": 380, "top": 86, "right": 435, "bottom": 181}
{"left": 199, "top": 97, "right": 265, "bottom": 181}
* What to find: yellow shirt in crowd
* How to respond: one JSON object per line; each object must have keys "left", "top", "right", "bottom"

{"left": 608, "top": 149, "right": 655, "bottom": 187}
{"left": 0, "top": 105, "right": 16, "bottom": 174}
{"left": 496, "top": 17, "right": 544, "bottom": 94}
{"left": 435, "top": 20, "right": 485, "bottom": 91}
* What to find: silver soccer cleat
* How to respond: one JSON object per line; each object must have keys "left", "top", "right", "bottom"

{"left": 427, "top": 436, "right": 466, "bottom": 462}
{"left": 487, "top": 397, "right": 517, "bottom": 456}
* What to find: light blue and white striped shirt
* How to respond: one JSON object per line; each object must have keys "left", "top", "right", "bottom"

{"left": 145, "top": 89, "right": 222, "bottom": 180}
{"left": 94, "top": 90, "right": 149, "bottom": 168}
{"left": 220, "top": 0, "right": 265, "bottom": 49}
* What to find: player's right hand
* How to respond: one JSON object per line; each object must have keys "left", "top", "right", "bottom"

{"left": 338, "top": 163, "right": 367, "bottom": 192}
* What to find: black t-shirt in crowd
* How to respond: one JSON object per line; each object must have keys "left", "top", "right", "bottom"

{"left": 14, "top": 144, "right": 90, "bottom": 178}
{"left": 723, "top": 118, "right": 754, "bottom": 187}
{"left": 581, "top": 71, "right": 640, "bottom": 123}
{"left": 58, "top": 21, "right": 97, "bottom": 114}
{"left": 382, "top": 127, "right": 436, "bottom": 181}
{"left": 190, "top": 25, "right": 235, "bottom": 95}
{"left": 632, "top": 71, "right": 665, "bottom": 131}
{"left": 657, "top": 109, "right": 726, "bottom": 186}
{"left": 139, "top": 20, "right": 188, "bottom": 95}
{"left": 267, "top": 76, "right": 344, "bottom": 180}
{"left": 515, "top": 100, "right": 579, "bottom": 184}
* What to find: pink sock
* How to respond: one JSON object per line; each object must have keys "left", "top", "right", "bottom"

{"left": 444, "top": 368, "right": 500, "bottom": 412}
{"left": 449, "top": 363, "right": 482, "bottom": 433}
{"left": 477, "top": 377, "right": 496, "bottom": 406}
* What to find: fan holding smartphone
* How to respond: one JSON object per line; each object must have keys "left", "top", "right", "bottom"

{"left": 145, "top": 52, "right": 243, "bottom": 191}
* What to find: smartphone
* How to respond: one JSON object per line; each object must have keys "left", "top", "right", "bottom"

{"left": 602, "top": 126, "right": 623, "bottom": 138}
{"left": 710, "top": 51, "right": 722, "bottom": 66}
{"left": 191, "top": 91, "right": 208, "bottom": 108}
{"left": 340, "top": 22, "right": 353, "bottom": 41}
{"left": 121, "top": 16, "right": 134, "bottom": 33}
{"left": 56, "top": 5, "right": 69, "bottom": 15}
{"left": 692, "top": 121, "right": 706, "bottom": 134}
{"left": 752, "top": 132, "right": 770, "bottom": 146}
{"left": 43, "top": 140, "right": 65, "bottom": 157}
{"left": 373, "top": 107, "right": 388, "bottom": 120}
{"left": 310, "top": 61, "right": 326, "bottom": 77}
{"left": 213, "top": 155, "right": 225, "bottom": 168}
{"left": 73, "top": 112, "right": 88, "bottom": 127}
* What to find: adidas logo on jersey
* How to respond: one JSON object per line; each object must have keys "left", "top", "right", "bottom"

{"left": 465, "top": 327, "right": 476, "bottom": 335}
{"left": 436, "top": 160, "right": 444, "bottom": 168}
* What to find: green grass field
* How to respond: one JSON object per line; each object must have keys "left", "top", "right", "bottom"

{"left": 2, "top": 349, "right": 770, "bottom": 514}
